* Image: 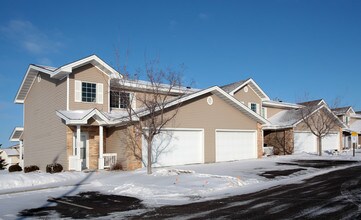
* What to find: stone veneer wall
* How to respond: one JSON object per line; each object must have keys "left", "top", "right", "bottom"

{"left": 264, "top": 128, "right": 294, "bottom": 155}
{"left": 257, "top": 123, "right": 263, "bottom": 158}
{"left": 66, "top": 125, "right": 106, "bottom": 170}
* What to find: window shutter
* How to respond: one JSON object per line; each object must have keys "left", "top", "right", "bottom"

{"left": 97, "top": 83, "right": 103, "bottom": 104}
{"left": 75, "top": 80, "right": 81, "bottom": 102}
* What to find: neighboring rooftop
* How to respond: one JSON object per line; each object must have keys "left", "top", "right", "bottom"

{"left": 0, "top": 148, "right": 19, "bottom": 156}
{"left": 297, "top": 99, "right": 324, "bottom": 107}
{"left": 262, "top": 100, "right": 302, "bottom": 109}
{"left": 331, "top": 106, "right": 353, "bottom": 115}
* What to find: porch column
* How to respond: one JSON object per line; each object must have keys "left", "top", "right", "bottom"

{"left": 98, "top": 125, "right": 104, "bottom": 169}
{"left": 76, "top": 125, "right": 81, "bottom": 171}
{"left": 19, "top": 140, "right": 23, "bottom": 169}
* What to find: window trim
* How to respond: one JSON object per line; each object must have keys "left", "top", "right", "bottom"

{"left": 110, "top": 90, "right": 136, "bottom": 110}
{"left": 81, "top": 81, "right": 97, "bottom": 103}
{"left": 74, "top": 80, "right": 103, "bottom": 104}
{"left": 249, "top": 102, "right": 259, "bottom": 114}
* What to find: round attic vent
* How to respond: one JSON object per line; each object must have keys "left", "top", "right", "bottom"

{"left": 244, "top": 86, "right": 248, "bottom": 92}
{"left": 207, "top": 96, "right": 213, "bottom": 105}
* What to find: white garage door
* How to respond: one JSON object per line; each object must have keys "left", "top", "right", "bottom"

{"left": 216, "top": 130, "right": 257, "bottom": 162}
{"left": 142, "top": 129, "right": 203, "bottom": 167}
{"left": 294, "top": 132, "right": 317, "bottom": 153}
{"left": 322, "top": 133, "right": 340, "bottom": 151}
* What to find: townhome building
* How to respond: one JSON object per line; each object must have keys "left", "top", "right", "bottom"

{"left": 220, "top": 79, "right": 345, "bottom": 155}
{"left": 331, "top": 106, "right": 361, "bottom": 148}
{"left": 11, "top": 55, "right": 268, "bottom": 171}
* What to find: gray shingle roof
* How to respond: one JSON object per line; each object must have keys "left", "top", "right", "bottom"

{"left": 297, "top": 99, "right": 323, "bottom": 107}
{"left": 331, "top": 106, "right": 352, "bottom": 115}
{"left": 33, "top": 64, "right": 57, "bottom": 71}
{"left": 220, "top": 79, "right": 248, "bottom": 93}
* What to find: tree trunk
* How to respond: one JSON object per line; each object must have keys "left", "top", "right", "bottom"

{"left": 147, "top": 138, "right": 152, "bottom": 174}
{"left": 318, "top": 136, "right": 322, "bottom": 156}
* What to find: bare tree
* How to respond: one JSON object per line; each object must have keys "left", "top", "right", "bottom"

{"left": 297, "top": 103, "right": 341, "bottom": 156}
{"left": 114, "top": 58, "right": 190, "bottom": 174}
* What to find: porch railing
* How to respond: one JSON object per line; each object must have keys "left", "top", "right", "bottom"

{"left": 103, "top": 153, "right": 117, "bottom": 168}
{"left": 69, "top": 155, "right": 81, "bottom": 171}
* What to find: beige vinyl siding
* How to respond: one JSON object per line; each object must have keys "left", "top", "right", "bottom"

{"left": 165, "top": 93, "right": 259, "bottom": 163}
{"left": 106, "top": 93, "right": 260, "bottom": 169}
{"left": 233, "top": 85, "right": 262, "bottom": 113}
{"left": 106, "top": 126, "right": 141, "bottom": 170}
{"left": 23, "top": 72, "right": 67, "bottom": 171}
{"left": 69, "top": 64, "right": 109, "bottom": 112}
{"left": 266, "top": 106, "right": 285, "bottom": 118}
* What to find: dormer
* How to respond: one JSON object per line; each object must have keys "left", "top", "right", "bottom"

{"left": 221, "top": 78, "right": 270, "bottom": 118}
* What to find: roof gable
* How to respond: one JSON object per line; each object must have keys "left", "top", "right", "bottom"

{"left": 148, "top": 86, "right": 270, "bottom": 125}
{"left": 266, "top": 104, "right": 345, "bottom": 129}
{"left": 221, "top": 78, "right": 270, "bottom": 101}
{"left": 15, "top": 55, "right": 121, "bottom": 104}
{"left": 331, "top": 106, "right": 355, "bottom": 116}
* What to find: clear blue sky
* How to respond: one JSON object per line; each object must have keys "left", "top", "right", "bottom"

{"left": 1, "top": 0, "right": 361, "bottom": 147}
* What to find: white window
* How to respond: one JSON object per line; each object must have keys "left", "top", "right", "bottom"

{"left": 74, "top": 80, "right": 103, "bottom": 104}
{"left": 249, "top": 103, "right": 258, "bottom": 113}
{"left": 345, "top": 116, "right": 350, "bottom": 125}
{"left": 110, "top": 91, "right": 135, "bottom": 109}
{"left": 82, "top": 82, "right": 96, "bottom": 102}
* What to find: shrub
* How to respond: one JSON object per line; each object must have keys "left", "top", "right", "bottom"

{"left": 8, "top": 164, "right": 22, "bottom": 172}
{"left": 0, "top": 156, "right": 7, "bottom": 170}
{"left": 46, "top": 163, "right": 63, "bottom": 173}
{"left": 24, "top": 165, "right": 40, "bottom": 173}
{"left": 110, "top": 162, "right": 123, "bottom": 171}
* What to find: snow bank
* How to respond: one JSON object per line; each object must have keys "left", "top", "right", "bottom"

{"left": 0, "top": 171, "right": 87, "bottom": 190}
{"left": 89, "top": 168, "right": 260, "bottom": 205}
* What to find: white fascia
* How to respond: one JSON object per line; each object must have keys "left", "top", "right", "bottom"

{"left": 137, "top": 86, "right": 269, "bottom": 125}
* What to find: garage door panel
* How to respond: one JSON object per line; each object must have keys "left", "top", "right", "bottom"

{"left": 294, "top": 132, "right": 317, "bottom": 153}
{"left": 216, "top": 130, "right": 257, "bottom": 162}
{"left": 322, "top": 133, "right": 339, "bottom": 151}
{"left": 294, "top": 132, "right": 339, "bottom": 153}
{"left": 142, "top": 129, "right": 203, "bottom": 167}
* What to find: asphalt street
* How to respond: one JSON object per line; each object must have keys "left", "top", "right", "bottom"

{"left": 133, "top": 164, "right": 361, "bottom": 219}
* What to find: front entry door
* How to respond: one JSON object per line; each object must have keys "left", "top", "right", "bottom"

{"left": 75, "top": 133, "right": 88, "bottom": 170}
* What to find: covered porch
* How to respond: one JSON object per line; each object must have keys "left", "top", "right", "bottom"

{"left": 57, "top": 109, "right": 120, "bottom": 171}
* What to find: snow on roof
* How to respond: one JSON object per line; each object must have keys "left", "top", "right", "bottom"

{"left": 103, "top": 111, "right": 131, "bottom": 121}
{"left": 350, "top": 120, "right": 361, "bottom": 133}
{"left": 266, "top": 109, "right": 303, "bottom": 128}
{"left": 1, "top": 148, "right": 19, "bottom": 156}
{"left": 265, "top": 104, "right": 345, "bottom": 129}
{"left": 56, "top": 109, "right": 139, "bottom": 125}
{"left": 262, "top": 100, "right": 302, "bottom": 109}
{"left": 57, "top": 109, "right": 94, "bottom": 120}
{"left": 110, "top": 78, "right": 199, "bottom": 95}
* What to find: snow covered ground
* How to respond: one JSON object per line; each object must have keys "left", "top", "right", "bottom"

{"left": 0, "top": 152, "right": 360, "bottom": 219}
